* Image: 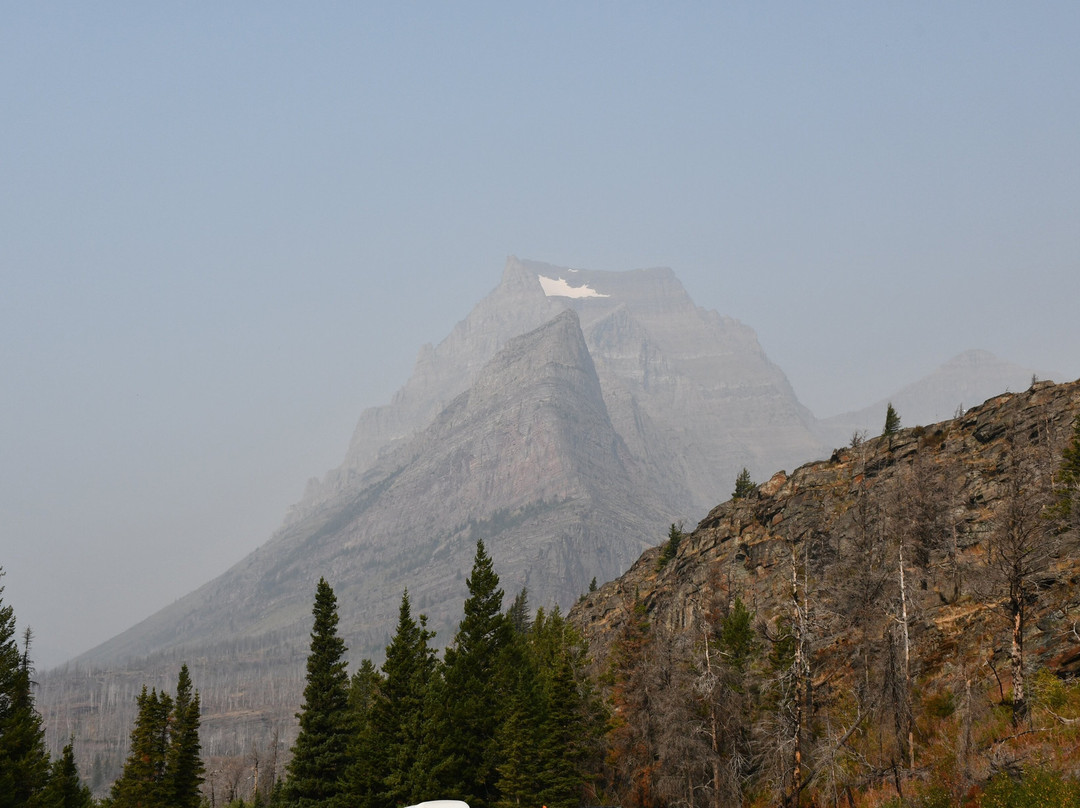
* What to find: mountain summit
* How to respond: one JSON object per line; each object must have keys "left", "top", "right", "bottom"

{"left": 300, "top": 257, "right": 824, "bottom": 523}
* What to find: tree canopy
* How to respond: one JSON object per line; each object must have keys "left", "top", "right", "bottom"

{"left": 284, "top": 578, "right": 352, "bottom": 808}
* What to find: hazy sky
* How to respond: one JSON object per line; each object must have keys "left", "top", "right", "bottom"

{"left": 3, "top": 3, "right": 1078, "bottom": 667}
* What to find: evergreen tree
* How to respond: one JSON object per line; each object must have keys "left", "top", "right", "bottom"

{"left": 0, "top": 620, "right": 52, "bottom": 808}
{"left": 370, "top": 590, "right": 439, "bottom": 807}
{"left": 658, "top": 523, "right": 683, "bottom": 568}
{"left": 41, "top": 740, "right": 94, "bottom": 808}
{"left": 110, "top": 686, "right": 173, "bottom": 808}
{"left": 0, "top": 578, "right": 21, "bottom": 804}
{"left": 882, "top": 402, "right": 901, "bottom": 436}
{"left": 284, "top": 578, "right": 352, "bottom": 808}
{"left": 0, "top": 583, "right": 52, "bottom": 808}
{"left": 108, "top": 666, "right": 204, "bottom": 808}
{"left": 536, "top": 651, "right": 584, "bottom": 808}
{"left": 529, "top": 608, "right": 604, "bottom": 808}
{"left": 342, "top": 659, "right": 384, "bottom": 808}
{"left": 719, "top": 597, "right": 758, "bottom": 675}
{"left": 732, "top": 467, "right": 756, "bottom": 500}
{"left": 493, "top": 683, "right": 537, "bottom": 808}
{"left": 167, "top": 664, "right": 204, "bottom": 808}
{"left": 439, "top": 541, "right": 514, "bottom": 808}
{"left": 506, "top": 588, "right": 532, "bottom": 635}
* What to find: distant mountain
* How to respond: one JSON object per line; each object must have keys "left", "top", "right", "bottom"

{"left": 76, "top": 309, "right": 667, "bottom": 665}
{"left": 70, "top": 259, "right": 827, "bottom": 669}
{"left": 297, "top": 257, "right": 824, "bottom": 522}
{"left": 818, "top": 349, "right": 1050, "bottom": 447}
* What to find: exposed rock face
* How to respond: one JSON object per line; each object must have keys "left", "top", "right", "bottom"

{"left": 42, "top": 258, "right": 830, "bottom": 785}
{"left": 306, "top": 259, "right": 564, "bottom": 507}
{"left": 300, "top": 257, "right": 826, "bottom": 523}
{"left": 571, "top": 378, "right": 1080, "bottom": 688}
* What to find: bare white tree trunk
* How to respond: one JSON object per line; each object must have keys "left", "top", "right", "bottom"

{"left": 898, "top": 540, "right": 914, "bottom": 770}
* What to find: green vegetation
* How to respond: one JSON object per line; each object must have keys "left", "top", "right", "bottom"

{"left": 106, "top": 664, "right": 204, "bottom": 808}
{"left": 10, "top": 393, "right": 1080, "bottom": 808}
{"left": 657, "top": 522, "right": 683, "bottom": 569}
{"left": 732, "top": 467, "right": 756, "bottom": 500}
{"left": 981, "top": 768, "right": 1080, "bottom": 808}
{"left": 884, "top": 401, "right": 902, "bottom": 435}
{"left": 283, "top": 578, "right": 352, "bottom": 808}
{"left": 256, "top": 542, "right": 604, "bottom": 808}
{"left": 1052, "top": 413, "right": 1080, "bottom": 525}
{"left": 1, "top": 568, "right": 93, "bottom": 808}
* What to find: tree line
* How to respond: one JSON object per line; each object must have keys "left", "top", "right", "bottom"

{"left": 276, "top": 539, "right": 604, "bottom": 808}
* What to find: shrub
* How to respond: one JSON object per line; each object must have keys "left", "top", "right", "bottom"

{"left": 980, "top": 768, "right": 1080, "bottom": 808}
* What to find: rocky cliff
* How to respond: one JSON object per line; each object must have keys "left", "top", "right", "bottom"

{"left": 572, "top": 377, "right": 1080, "bottom": 688}
{"left": 40, "top": 309, "right": 678, "bottom": 785}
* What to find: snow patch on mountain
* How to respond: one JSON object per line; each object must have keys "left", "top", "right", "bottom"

{"left": 538, "top": 274, "right": 610, "bottom": 299}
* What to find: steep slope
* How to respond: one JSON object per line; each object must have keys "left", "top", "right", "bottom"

{"left": 40, "top": 258, "right": 1073, "bottom": 796}
{"left": 294, "top": 259, "right": 562, "bottom": 516}
{"left": 538, "top": 261, "right": 824, "bottom": 513}
{"left": 574, "top": 377, "right": 1080, "bottom": 670}
{"left": 570, "top": 378, "right": 1080, "bottom": 804}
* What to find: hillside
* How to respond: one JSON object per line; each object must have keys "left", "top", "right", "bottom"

{"left": 570, "top": 378, "right": 1080, "bottom": 806}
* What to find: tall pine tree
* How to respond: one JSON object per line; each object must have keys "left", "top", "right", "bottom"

{"left": 370, "top": 590, "right": 440, "bottom": 807}
{"left": 167, "top": 664, "right": 204, "bottom": 808}
{"left": 0, "top": 570, "right": 53, "bottom": 808}
{"left": 495, "top": 593, "right": 542, "bottom": 808}
{"left": 109, "top": 667, "right": 203, "bottom": 808}
{"left": 341, "top": 659, "right": 385, "bottom": 808}
{"left": 41, "top": 741, "right": 94, "bottom": 808}
{"left": 439, "top": 541, "right": 514, "bottom": 808}
{"left": 284, "top": 578, "right": 352, "bottom": 808}
{"left": 110, "top": 686, "right": 174, "bottom": 808}
{"left": 530, "top": 608, "right": 604, "bottom": 808}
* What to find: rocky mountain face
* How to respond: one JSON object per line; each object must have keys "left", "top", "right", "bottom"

{"left": 571, "top": 377, "right": 1080, "bottom": 689}
{"left": 297, "top": 257, "right": 825, "bottom": 523}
